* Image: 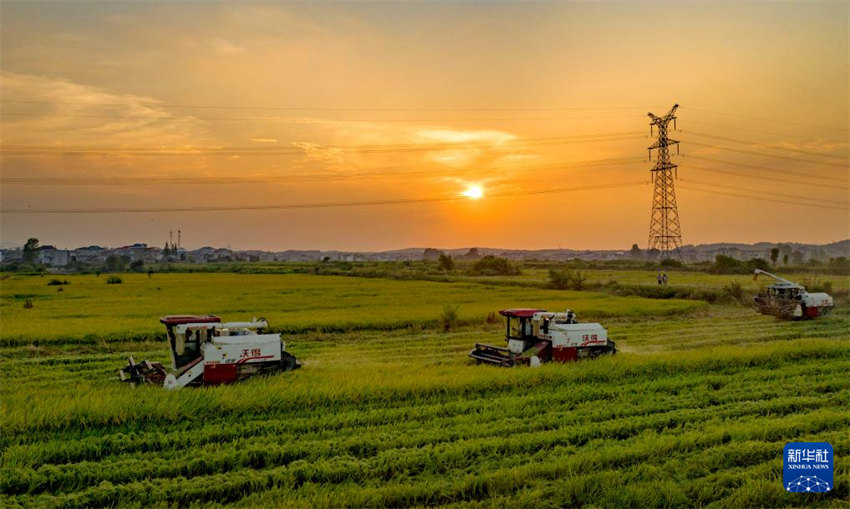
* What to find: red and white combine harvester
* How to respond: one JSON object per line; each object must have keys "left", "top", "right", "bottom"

{"left": 120, "top": 315, "right": 300, "bottom": 389}
{"left": 752, "top": 269, "right": 834, "bottom": 320}
{"left": 469, "top": 308, "right": 616, "bottom": 367}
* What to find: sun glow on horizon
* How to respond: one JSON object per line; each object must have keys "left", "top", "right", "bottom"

{"left": 462, "top": 185, "right": 484, "bottom": 200}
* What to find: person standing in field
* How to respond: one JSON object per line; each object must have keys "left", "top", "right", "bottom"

{"left": 662, "top": 273, "right": 669, "bottom": 285}
{"left": 657, "top": 272, "right": 663, "bottom": 285}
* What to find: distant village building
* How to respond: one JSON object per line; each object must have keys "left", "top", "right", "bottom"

{"left": 37, "top": 246, "right": 71, "bottom": 267}
{"left": 207, "top": 248, "right": 233, "bottom": 262}
{"left": 111, "top": 243, "right": 161, "bottom": 262}
{"left": 235, "top": 250, "right": 275, "bottom": 262}
{"left": 72, "top": 246, "right": 107, "bottom": 264}
{"left": 189, "top": 247, "right": 216, "bottom": 262}
{"left": 0, "top": 248, "right": 23, "bottom": 264}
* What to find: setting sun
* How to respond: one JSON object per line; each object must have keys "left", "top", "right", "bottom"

{"left": 462, "top": 185, "right": 484, "bottom": 200}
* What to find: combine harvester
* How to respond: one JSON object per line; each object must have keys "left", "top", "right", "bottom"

{"left": 753, "top": 269, "right": 834, "bottom": 320}
{"left": 470, "top": 308, "right": 615, "bottom": 367}
{"left": 120, "top": 315, "right": 300, "bottom": 389}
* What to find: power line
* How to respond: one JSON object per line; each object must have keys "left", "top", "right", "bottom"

{"left": 0, "top": 131, "right": 638, "bottom": 151}
{"left": 1, "top": 196, "right": 459, "bottom": 214}
{"left": 683, "top": 140, "right": 848, "bottom": 168}
{"left": 0, "top": 99, "right": 653, "bottom": 113}
{"left": 679, "top": 184, "right": 848, "bottom": 211}
{"left": 6, "top": 100, "right": 843, "bottom": 130}
{"left": 686, "top": 119, "right": 846, "bottom": 141}
{"left": 0, "top": 157, "right": 644, "bottom": 186}
{"left": 0, "top": 111, "right": 644, "bottom": 123}
{"left": 490, "top": 181, "right": 649, "bottom": 199}
{"left": 0, "top": 132, "right": 645, "bottom": 157}
{"left": 684, "top": 107, "right": 848, "bottom": 132}
{"left": 683, "top": 130, "right": 848, "bottom": 160}
{"left": 0, "top": 133, "right": 642, "bottom": 154}
{"left": 678, "top": 178, "right": 848, "bottom": 206}
{"left": 687, "top": 165, "right": 850, "bottom": 191}
{"left": 682, "top": 154, "right": 847, "bottom": 183}
{"left": 0, "top": 180, "right": 648, "bottom": 214}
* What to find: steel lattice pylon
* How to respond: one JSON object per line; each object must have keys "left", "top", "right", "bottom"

{"left": 647, "top": 104, "right": 682, "bottom": 259}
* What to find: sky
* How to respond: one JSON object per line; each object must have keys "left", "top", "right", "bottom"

{"left": 1, "top": 1, "right": 848, "bottom": 251}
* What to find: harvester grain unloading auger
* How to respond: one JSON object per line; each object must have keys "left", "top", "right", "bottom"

{"left": 470, "top": 308, "right": 615, "bottom": 367}
{"left": 119, "top": 315, "right": 300, "bottom": 389}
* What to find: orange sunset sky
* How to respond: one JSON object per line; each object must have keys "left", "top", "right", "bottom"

{"left": 1, "top": 1, "right": 847, "bottom": 251}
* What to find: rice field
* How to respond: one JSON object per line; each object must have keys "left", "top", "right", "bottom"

{"left": 1, "top": 271, "right": 848, "bottom": 508}
{"left": 461, "top": 268, "right": 850, "bottom": 291}
{"left": 0, "top": 273, "right": 706, "bottom": 346}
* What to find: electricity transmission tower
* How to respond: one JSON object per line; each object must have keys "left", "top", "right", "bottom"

{"left": 647, "top": 104, "right": 682, "bottom": 259}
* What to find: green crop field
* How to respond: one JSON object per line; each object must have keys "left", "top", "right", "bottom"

{"left": 1, "top": 272, "right": 848, "bottom": 508}
{"left": 456, "top": 268, "right": 850, "bottom": 291}
{"left": 0, "top": 273, "right": 707, "bottom": 346}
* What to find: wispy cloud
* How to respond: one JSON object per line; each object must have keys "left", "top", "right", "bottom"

{"left": 291, "top": 141, "right": 344, "bottom": 165}
{"left": 211, "top": 38, "right": 247, "bottom": 55}
{"left": 414, "top": 128, "right": 517, "bottom": 168}
{"left": 427, "top": 148, "right": 484, "bottom": 167}
{"left": 415, "top": 129, "right": 515, "bottom": 145}
{"left": 772, "top": 140, "right": 848, "bottom": 155}
{"left": 492, "top": 154, "right": 541, "bottom": 165}
{"left": 287, "top": 122, "right": 528, "bottom": 173}
{"left": 0, "top": 71, "right": 211, "bottom": 147}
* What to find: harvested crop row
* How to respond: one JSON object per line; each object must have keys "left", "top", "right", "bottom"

{"left": 6, "top": 385, "right": 845, "bottom": 496}
{"left": 7, "top": 422, "right": 845, "bottom": 508}
{"left": 5, "top": 340, "right": 845, "bottom": 440}
{"left": 5, "top": 351, "right": 845, "bottom": 465}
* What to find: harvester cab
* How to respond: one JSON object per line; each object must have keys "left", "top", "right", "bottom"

{"left": 470, "top": 308, "right": 615, "bottom": 367}
{"left": 752, "top": 269, "right": 833, "bottom": 319}
{"left": 120, "top": 315, "right": 300, "bottom": 389}
{"left": 162, "top": 315, "right": 221, "bottom": 370}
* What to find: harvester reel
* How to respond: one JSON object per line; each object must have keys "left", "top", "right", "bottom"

{"left": 119, "top": 356, "right": 168, "bottom": 387}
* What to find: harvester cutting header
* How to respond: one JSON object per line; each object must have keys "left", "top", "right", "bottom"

{"left": 470, "top": 308, "right": 615, "bottom": 367}
{"left": 120, "top": 315, "right": 300, "bottom": 389}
